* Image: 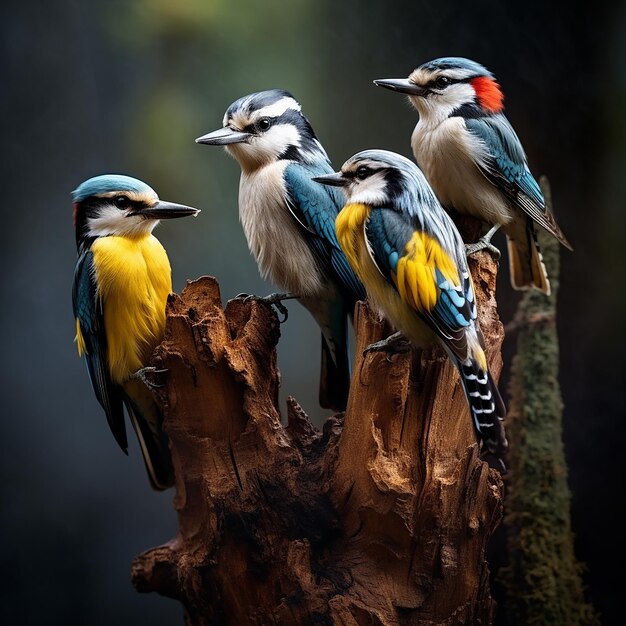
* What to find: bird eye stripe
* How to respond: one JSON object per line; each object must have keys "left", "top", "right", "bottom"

{"left": 344, "top": 164, "right": 386, "bottom": 177}
{"left": 113, "top": 195, "right": 132, "bottom": 209}
{"left": 427, "top": 76, "right": 465, "bottom": 89}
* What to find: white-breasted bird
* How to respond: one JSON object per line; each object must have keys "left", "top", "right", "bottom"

{"left": 375, "top": 57, "right": 572, "bottom": 296}
{"left": 196, "top": 89, "right": 365, "bottom": 411}
{"left": 314, "top": 149, "right": 507, "bottom": 458}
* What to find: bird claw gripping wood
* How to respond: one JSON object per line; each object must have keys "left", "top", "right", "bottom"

{"left": 465, "top": 225, "right": 502, "bottom": 259}
{"left": 234, "top": 292, "right": 297, "bottom": 324}
{"left": 364, "top": 331, "right": 412, "bottom": 361}
{"left": 132, "top": 366, "right": 168, "bottom": 389}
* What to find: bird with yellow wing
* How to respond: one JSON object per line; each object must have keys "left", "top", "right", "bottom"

{"left": 314, "top": 150, "right": 507, "bottom": 458}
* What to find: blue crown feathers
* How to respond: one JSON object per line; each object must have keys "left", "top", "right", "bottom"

{"left": 419, "top": 57, "right": 493, "bottom": 78}
{"left": 72, "top": 174, "right": 154, "bottom": 203}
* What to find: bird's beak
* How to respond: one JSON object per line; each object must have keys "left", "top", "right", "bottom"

{"left": 312, "top": 172, "right": 349, "bottom": 188}
{"left": 373, "top": 78, "right": 427, "bottom": 96}
{"left": 138, "top": 201, "right": 200, "bottom": 220}
{"left": 195, "top": 127, "right": 252, "bottom": 145}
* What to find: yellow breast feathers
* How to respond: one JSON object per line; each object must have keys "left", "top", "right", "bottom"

{"left": 91, "top": 235, "right": 172, "bottom": 384}
{"left": 335, "top": 202, "right": 371, "bottom": 272}
{"left": 336, "top": 202, "right": 401, "bottom": 325}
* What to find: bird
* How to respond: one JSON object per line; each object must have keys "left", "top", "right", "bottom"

{"left": 195, "top": 89, "right": 366, "bottom": 411}
{"left": 72, "top": 174, "right": 200, "bottom": 489}
{"left": 374, "top": 57, "right": 572, "bottom": 296}
{"left": 313, "top": 149, "right": 507, "bottom": 457}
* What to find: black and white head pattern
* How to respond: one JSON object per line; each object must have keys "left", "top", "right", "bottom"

{"left": 222, "top": 89, "right": 327, "bottom": 169}
{"left": 337, "top": 149, "right": 465, "bottom": 262}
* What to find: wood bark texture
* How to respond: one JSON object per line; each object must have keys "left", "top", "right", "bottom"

{"left": 500, "top": 180, "right": 599, "bottom": 626}
{"left": 131, "top": 244, "right": 505, "bottom": 626}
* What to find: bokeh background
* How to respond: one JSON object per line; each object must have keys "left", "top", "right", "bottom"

{"left": 2, "top": 0, "right": 624, "bottom": 624}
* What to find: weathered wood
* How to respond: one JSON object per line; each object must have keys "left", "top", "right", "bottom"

{"left": 132, "top": 243, "right": 505, "bottom": 625}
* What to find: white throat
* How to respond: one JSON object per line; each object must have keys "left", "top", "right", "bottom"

{"left": 345, "top": 171, "right": 389, "bottom": 206}
{"left": 409, "top": 82, "right": 476, "bottom": 129}
{"left": 87, "top": 205, "right": 158, "bottom": 238}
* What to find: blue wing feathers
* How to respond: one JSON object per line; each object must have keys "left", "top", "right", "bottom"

{"left": 465, "top": 115, "right": 573, "bottom": 246}
{"left": 365, "top": 209, "right": 477, "bottom": 359}
{"left": 73, "top": 251, "right": 97, "bottom": 333}
{"left": 436, "top": 292, "right": 461, "bottom": 328}
{"left": 466, "top": 116, "right": 544, "bottom": 206}
{"left": 73, "top": 249, "right": 128, "bottom": 451}
{"left": 464, "top": 116, "right": 570, "bottom": 233}
{"left": 284, "top": 162, "right": 359, "bottom": 410}
{"left": 284, "top": 163, "right": 365, "bottom": 302}
{"left": 364, "top": 209, "right": 409, "bottom": 280}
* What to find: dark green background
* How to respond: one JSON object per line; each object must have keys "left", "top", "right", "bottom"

{"left": 2, "top": 0, "right": 623, "bottom": 624}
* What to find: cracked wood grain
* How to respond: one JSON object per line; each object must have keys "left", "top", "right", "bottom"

{"left": 132, "top": 234, "right": 504, "bottom": 625}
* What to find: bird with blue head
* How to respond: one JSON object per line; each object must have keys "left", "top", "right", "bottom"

{"left": 314, "top": 150, "right": 507, "bottom": 460}
{"left": 375, "top": 57, "right": 572, "bottom": 296}
{"left": 196, "top": 89, "right": 366, "bottom": 412}
{"left": 72, "top": 174, "right": 200, "bottom": 489}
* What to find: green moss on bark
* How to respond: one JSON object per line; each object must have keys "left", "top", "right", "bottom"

{"left": 500, "top": 179, "right": 599, "bottom": 626}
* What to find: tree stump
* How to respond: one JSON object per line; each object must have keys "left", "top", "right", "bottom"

{"left": 132, "top": 246, "right": 505, "bottom": 625}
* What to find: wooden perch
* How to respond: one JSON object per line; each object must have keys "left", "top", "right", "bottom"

{"left": 131, "top": 244, "right": 505, "bottom": 625}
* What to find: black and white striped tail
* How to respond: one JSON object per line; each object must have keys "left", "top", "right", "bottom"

{"left": 458, "top": 360, "right": 507, "bottom": 456}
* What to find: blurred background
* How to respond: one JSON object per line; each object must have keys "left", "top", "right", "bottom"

{"left": 1, "top": 0, "right": 623, "bottom": 624}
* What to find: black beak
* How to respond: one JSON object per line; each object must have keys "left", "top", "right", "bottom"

{"left": 373, "top": 78, "right": 427, "bottom": 96}
{"left": 195, "top": 127, "right": 252, "bottom": 145}
{"left": 312, "top": 172, "right": 349, "bottom": 188}
{"left": 138, "top": 201, "right": 200, "bottom": 220}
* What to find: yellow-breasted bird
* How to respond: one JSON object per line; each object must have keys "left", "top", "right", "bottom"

{"left": 72, "top": 174, "right": 199, "bottom": 489}
{"left": 314, "top": 150, "right": 507, "bottom": 458}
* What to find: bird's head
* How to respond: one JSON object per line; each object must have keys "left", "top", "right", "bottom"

{"left": 313, "top": 149, "right": 437, "bottom": 213}
{"left": 196, "top": 89, "right": 326, "bottom": 173}
{"left": 375, "top": 57, "right": 504, "bottom": 124}
{"left": 72, "top": 174, "right": 199, "bottom": 247}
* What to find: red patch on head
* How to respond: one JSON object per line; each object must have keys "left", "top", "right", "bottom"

{"left": 72, "top": 202, "right": 80, "bottom": 228}
{"left": 470, "top": 76, "right": 504, "bottom": 112}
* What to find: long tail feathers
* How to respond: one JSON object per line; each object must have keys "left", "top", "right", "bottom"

{"left": 123, "top": 387, "right": 174, "bottom": 490}
{"left": 319, "top": 330, "right": 351, "bottom": 412}
{"left": 507, "top": 226, "right": 551, "bottom": 296}
{"left": 458, "top": 358, "right": 508, "bottom": 459}
{"left": 305, "top": 295, "right": 352, "bottom": 412}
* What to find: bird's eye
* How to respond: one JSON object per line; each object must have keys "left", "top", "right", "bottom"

{"left": 435, "top": 76, "right": 452, "bottom": 89}
{"left": 356, "top": 166, "right": 370, "bottom": 180}
{"left": 114, "top": 195, "right": 130, "bottom": 208}
{"left": 257, "top": 117, "right": 272, "bottom": 131}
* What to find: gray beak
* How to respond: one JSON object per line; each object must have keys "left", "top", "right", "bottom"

{"left": 373, "top": 78, "right": 427, "bottom": 96}
{"left": 138, "top": 201, "right": 200, "bottom": 220}
{"left": 312, "top": 172, "right": 349, "bottom": 188}
{"left": 195, "top": 127, "right": 252, "bottom": 145}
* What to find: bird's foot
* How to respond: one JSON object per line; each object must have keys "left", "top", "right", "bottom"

{"left": 364, "top": 331, "right": 412, "bottom": 359}
{"left": 465, "top": 224, "right": 501, "bottom": 259}
{"left": 234, "top": 292, "right": 297, "bottom": 323}
{"left": 132, "top": 366, "right": 167, "bottom": 389}
{"left": 466, "top": 239, "right": 501, "bottom": 259}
